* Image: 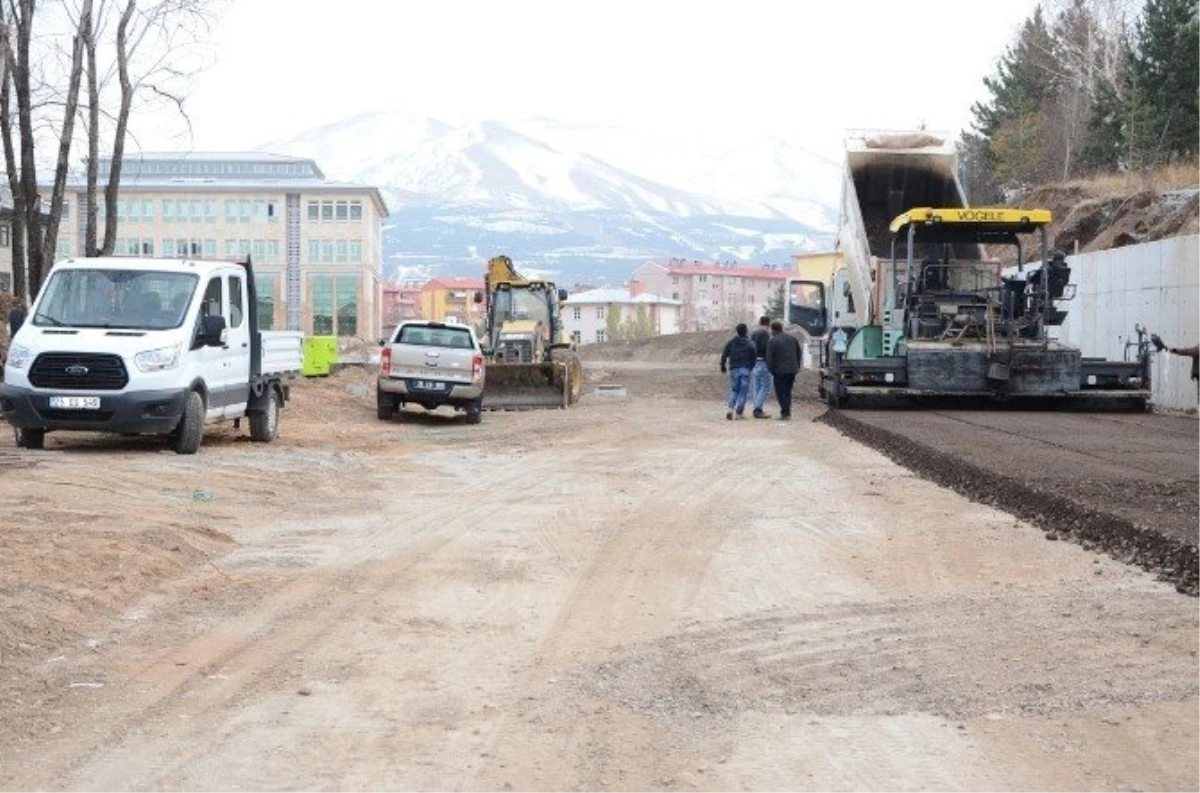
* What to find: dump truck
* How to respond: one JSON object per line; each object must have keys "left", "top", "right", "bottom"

{"left": 786, "top": 131, "right": 1151, "bottom": 407}
{"left": 474, "top": 254, "right": 583, "bottom": 409}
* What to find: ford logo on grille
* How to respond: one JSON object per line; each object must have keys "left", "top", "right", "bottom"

{"left": 65, "top": 364, "right": 89, "bottom": 375}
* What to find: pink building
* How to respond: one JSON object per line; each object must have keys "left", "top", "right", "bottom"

{"left": 633, "top": 259, "right": 790, "bottom": 332}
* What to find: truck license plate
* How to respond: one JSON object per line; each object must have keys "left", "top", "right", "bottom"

{"left": 49, "top": 395, "right": 101, "bottom": 409}
{"left": 412, "top": 380, "right": 446, "bottom": 392}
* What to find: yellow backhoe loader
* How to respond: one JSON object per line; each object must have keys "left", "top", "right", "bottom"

{"left": 475, "top": 255, "right": 583, "bottom": 409}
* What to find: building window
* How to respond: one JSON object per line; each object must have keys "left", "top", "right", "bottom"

{"left": 307, "top": 240, "right": 319, "bottom": 262}
{"left": 204, "top": 200, "right": 215, "bottom": 222}
{"left": 307, "top": 201, "right": 319, "bottom": 222}
{"left": 349, "top": 201, "right": 362, "bottom": 221}
{"left": 0, "top": 224, "right": 9, "bottom": 248}
{"left": 190, "top": 200, "right": 202, "bottom": 222}
{"left": 267, "top": 201, "right": 277, "bottom": 221}
{"left": 699, "top": 275, "right": 708, "bottom": 283}
{"left": 336, "top": 275, "right": 358, "bottom": 336}
{"left": 239, "top": 200, "right": 251, "bottom": 222}
{"left": 335, "top": 201, "right": 348, "bottom": 222}
{"left": 203, "top": 239, "right": 216, "bottom": 258}
{"left": 336, "top": 239, "right": 348, "bottom": 262}
{"left": 164, "top": 201, "right": 175, "bottom": 221}
{"left": 308, "top": 274, "right": 360, "bottom": 336}
{"left": 572, "top": 307, "right": 581, "bottom": 320}
{"left": 671, "top": 292, "right": 679, "bottom": 300}
{"left": 596, "top": 306, "right": 605, "bottom": 320}
{"left": 311, "top": 274, "right": 333, "bottom": 335}
{"left": 595, "top": 329, "right": 606, "bottom": 343}
{"left": 141, "top": 239, "right": 154, "bottom": 256}
{"left": 226, "top": 200, "right": 238, "bottom": 223}
{"left": 349, "top": 240, "right": 362, "bottom": 263}
{"left": 321, "top": 201, "right": 333, "bottom": 221}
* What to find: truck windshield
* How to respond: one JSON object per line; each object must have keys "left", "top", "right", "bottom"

{"left": 33, "top": 269, "right": 199, "bottom": 330}
{"left": 494, "top": 287, "right": 550, "bottom": 324}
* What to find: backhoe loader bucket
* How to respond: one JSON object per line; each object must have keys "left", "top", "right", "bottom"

{"left": 483, "top": 351, "right": 583, "bottom": 410}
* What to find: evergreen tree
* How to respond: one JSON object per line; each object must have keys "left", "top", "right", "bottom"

{"left": 1129, "top": 0, "right": 1199, "bottom": 164}
{"left": 764, "top": 284, "right": 786, "bottom": 321}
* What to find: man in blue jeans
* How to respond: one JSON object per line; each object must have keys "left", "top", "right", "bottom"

{"left": 749, "top": 315, "right": 772, "bottom": 418}
{"left": 719, "top": 322, "right": 757, "bottom": 420}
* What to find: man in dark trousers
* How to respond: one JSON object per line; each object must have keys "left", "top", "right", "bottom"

{"left": 765, "top": 320, "right": 803, "bottom": 420}
{"left": 719, "top": 322, "right": 757, "bottom": 420}
{"left": 749, "top": 315, "right": 772, "bottom": 418}
{"left": 1168, "top": 342, "right": 1199, "bottom": 399}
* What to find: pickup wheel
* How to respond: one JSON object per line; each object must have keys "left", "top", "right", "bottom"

{"left": 465, "top": 397, "right": 483, "bottom": 425}
{"left": 168, "top": 390, "right": 205, "bottom": 455}
{"left": 249, "top": 387, "right": 280, "bottom": 442}
{"left": 376, "top": 390, "right": 396, "bottom": 421}
{"left": 14, "top": 427, "right": 45, "bottom": 450}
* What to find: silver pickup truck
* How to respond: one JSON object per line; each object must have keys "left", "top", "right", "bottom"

{"left": 377, "top": 321, "right": 485, "bottom": 424}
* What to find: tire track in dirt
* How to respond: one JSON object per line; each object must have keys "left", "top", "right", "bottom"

{"left": 567, "top": 586, "right": 1197, "bottom": 723}
{"left": 10, "top": 452, "right": 551, "bottom": 790}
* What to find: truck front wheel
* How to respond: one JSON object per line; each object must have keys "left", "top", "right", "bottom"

{"left": 168, "top": 390, "right": 205, "bottom": 454}
{"left": 14, "top": 427, "right": 45, "bottom": 450}
{"left": 249, "top": 387, "right": 280, "bottom": 442}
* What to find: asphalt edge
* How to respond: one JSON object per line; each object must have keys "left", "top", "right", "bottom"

{"left": 817, "top": 409, "right": 1199, "bottom": 597}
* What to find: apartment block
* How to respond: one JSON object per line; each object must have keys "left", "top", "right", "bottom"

{"left": 418, "top": 277, "right": 485, "bottom": 326}
{"left": 632, "top": 259, "right": 789, "bottom": 332}
{"left": 564, "top": 283, "right": 681, "bottom": 344}
{"left": 51, "top": 152, "right": 388, "bottom": 339}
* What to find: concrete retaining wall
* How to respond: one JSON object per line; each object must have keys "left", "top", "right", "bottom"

{"left": 1056, "top": 235, "right": 1199, "bottom": 412}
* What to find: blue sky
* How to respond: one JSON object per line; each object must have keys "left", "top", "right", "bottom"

{"left": 141, "top": 0, "right": 1046, "bottom": 160}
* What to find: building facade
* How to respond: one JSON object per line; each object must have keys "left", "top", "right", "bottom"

{"left": 633, "top": 259, "right": 789, "bottom": 332}
{"left": 563, "top": 284, "right": 682, "bottom": 344}
{"left": 381, "top": 280, "right": 426, "bottom": 339}
{"left": 51, "top": 153, "right": 388, "bottom": 339}
{"left": 418, "top": 277, "right": 485, "bottom": 326}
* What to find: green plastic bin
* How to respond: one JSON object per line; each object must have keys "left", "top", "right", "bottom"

{"left": 301, "top": 336, "right": 339, "bottom": 377}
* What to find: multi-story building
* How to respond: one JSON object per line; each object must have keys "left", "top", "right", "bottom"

{"left": 418, "top": 277, "right": 485, "bottom": 326}
{"left": 632, "top": 259, "right": 789, "bottom": 332}
{"left": 564, "top": 283, "right": 682, "bottom": 344}
{"left": 51, "top": 152, "right": 388, "bottom": 339}
{"left": 0, "top": 201, "right": 13, "bottom": 293}
{"left": 381, "top": 280, "right": 426, "bottom": 339}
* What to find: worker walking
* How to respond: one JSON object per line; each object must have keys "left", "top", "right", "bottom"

{"left": 749, "top": 315, "right": 772, "bottom": 418}
{"left": 1168, "top": 343, "right": 1199, "bottom": 398}
{"left": 720, "top": 322, "right": 757, "bottom": 420}
{"left": 766, "top": 320, "right": 803, "bottom": 421}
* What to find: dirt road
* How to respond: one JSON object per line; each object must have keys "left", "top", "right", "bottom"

{"left": 0, "top": 360, "right": 1196, "bottom": 791}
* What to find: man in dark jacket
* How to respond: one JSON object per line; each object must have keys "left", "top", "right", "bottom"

{"left": 749, "top": 315, "right": 772, "bottom": 418}
{"left": 719, "top": 322, "right": 757, "bottom": 420}
{"left": 765, "top": 320, "right": 803, "bottom": 420}
{"left": 1168, "top": 343, "right": 1199, "bottom": 399}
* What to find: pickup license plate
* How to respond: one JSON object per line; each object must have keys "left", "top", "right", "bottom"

{"left": 49, "top": 395, "right": 101, "bottom": 409}
{"left": 411, "top": 380, "right": 448, "bottom": 392}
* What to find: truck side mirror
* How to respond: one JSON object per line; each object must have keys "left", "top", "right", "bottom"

{"left": 8, "top": 307, "right": 26, "bottom": 336}
{"left": 197, "top": 314, "right": 227, "bottom": 347}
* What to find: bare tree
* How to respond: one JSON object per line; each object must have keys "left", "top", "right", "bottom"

{"left": 0, "top": 0, "right": 220, "bottom": 299}
{"left": 82, "top": 0, "right": 217, "bottom": 258}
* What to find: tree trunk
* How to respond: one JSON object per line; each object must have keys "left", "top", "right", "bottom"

{"left": 40, "top": 0, "right": 92, "bottom": 280}
{"left": 85, "top": 8, "right": 100, "bottom": 258}
{"left": 100, "top": 0, "right": 137, "bottom": 258}
{"left": 13, "top": 0, "right": 45, "bottom": 299}
{"left": 0, "top": 21, "right": 28, "bottom": 302}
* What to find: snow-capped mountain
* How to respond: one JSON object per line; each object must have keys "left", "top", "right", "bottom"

{"left": 262, "top": 112, "right": 840, "bottom": 285}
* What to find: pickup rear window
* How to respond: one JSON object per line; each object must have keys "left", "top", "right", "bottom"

{"left": 396, "top": 325, "right": 475, "bottom": 349}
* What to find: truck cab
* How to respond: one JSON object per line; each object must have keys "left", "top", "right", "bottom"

{"left": 2, "top": 256, "right": 301, "bottom": 452}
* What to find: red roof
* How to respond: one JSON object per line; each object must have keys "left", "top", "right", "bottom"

{"left": 649, "top": 261, "right": 789, "bottom": 279}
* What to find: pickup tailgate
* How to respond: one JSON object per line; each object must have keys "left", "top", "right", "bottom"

{"left": 386, "top": 344, "right": 476, "bottom": 383}
{"left": 261, "top": 330, "right": 304, "bottom": 375}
